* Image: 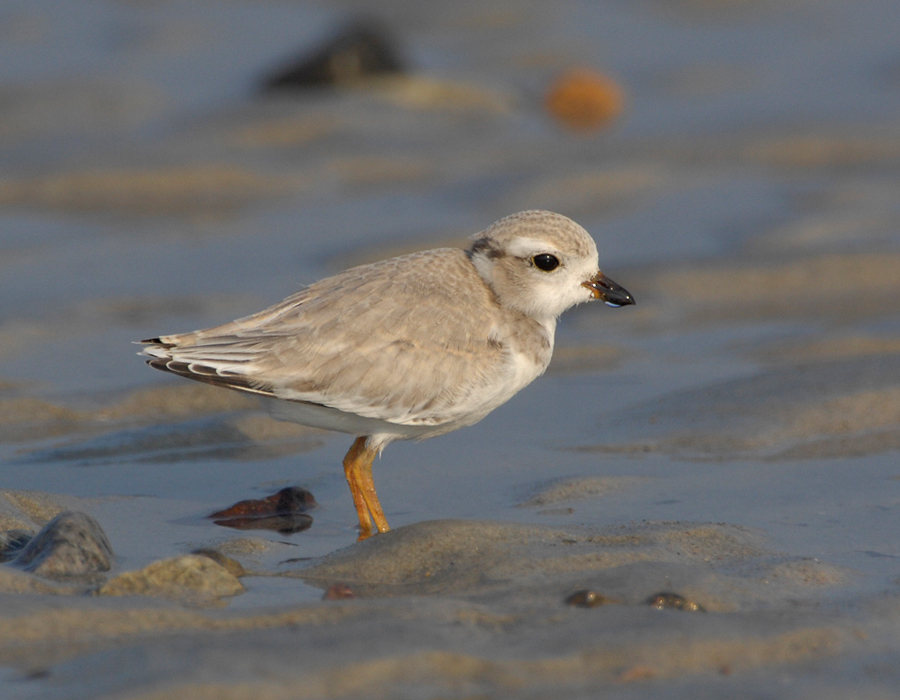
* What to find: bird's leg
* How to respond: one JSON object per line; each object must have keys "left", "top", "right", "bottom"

{"left": 342, "top": 437, "right": 390, "bottom": 539}
{"left": 343, "top": 437, "right": 372, "bottom": 536}
{"left": 358, "top": 456, "right": 390, "bottom": 536}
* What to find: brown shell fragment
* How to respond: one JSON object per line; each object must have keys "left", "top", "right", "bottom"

{"left": 209, "top": 487, "right": 317, "bottom": 534}
{"left": 322, "top": 582, "right": 357, "bottom": 600}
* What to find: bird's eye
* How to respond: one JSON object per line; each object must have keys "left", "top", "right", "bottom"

{"left": 532, "top": 254, "right": 560, "bottom": 272}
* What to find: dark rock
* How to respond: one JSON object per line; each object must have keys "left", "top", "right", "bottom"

{"left": 11, "top": 511, "right": 113, "bottom": 578}
{"left": 261, "top": 19, "right": 405, "bottom": 92}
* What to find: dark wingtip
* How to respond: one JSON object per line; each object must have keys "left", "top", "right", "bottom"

{"left": 138, "top": 337, "right": 177, "bottom": 349}
{"left": 143, "top": 356, "right": 276, "bottom": 398}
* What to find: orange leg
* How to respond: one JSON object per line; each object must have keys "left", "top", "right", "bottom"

{"left": 342, "top": 437, "right": 390, "bottom": 539}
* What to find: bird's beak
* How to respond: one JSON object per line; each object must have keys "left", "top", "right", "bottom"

{"left": 582, "top": 271, "right": 635, "bottom": 307}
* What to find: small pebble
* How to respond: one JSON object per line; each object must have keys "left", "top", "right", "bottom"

{"left": 645, "top": 592, "right": 706, "bottom": 612}
{"left": 565, "top": 589, "right": 619, "bottom": 608}
{"left": 323, "top": 582, "right": 356, "bottom": 600}
{"left": 545, "top": 67, "right": 625, "bottom": 132}
{"left": 10, "top": 511, "right": 113, "bottom": 578}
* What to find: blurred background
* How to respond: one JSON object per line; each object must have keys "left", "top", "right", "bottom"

{"left": 1, "top": 0, "right": 900, "bottom": 592}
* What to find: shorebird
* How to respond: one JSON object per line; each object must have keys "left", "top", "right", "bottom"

{"left": 140, "top": 210, "right": 634, "bottom": 537}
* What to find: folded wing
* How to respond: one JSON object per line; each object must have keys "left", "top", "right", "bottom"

{"left": 140, "top": 249, "right": 510, "bottom": 426}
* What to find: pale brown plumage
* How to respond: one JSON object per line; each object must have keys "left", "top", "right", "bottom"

{"left": 144, "top": 248, "right": 548, "bottom": 427}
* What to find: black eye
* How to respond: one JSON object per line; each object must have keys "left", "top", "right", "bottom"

{"left": 532, "top": 254, "right": 560, "bottom": 272}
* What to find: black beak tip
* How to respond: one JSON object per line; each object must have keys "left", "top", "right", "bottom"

{"left": 604, "top": 293, "right": 635, "bottom": 308}
{"left": 586, "top": 273, "right": 635, "bottom": 308}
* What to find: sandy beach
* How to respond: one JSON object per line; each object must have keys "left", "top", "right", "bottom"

{"left": 1, "top": 0, "right": 900, "bottom": 697}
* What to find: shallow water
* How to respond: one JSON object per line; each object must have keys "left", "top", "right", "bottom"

{"left": 2, "top": 0, "right": 900, "bottom": 697}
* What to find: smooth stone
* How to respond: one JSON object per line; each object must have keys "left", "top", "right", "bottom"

{"left": 11, "top": 511, "right": 113, "bottom": 578}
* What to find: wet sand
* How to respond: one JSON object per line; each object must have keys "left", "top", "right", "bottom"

{"left": 2, "top": 0, "right": 900, "bottom": 697}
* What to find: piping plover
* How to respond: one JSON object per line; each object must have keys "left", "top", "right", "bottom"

{"left": 140, "top": 210, "right": 634, "bottom": 537}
